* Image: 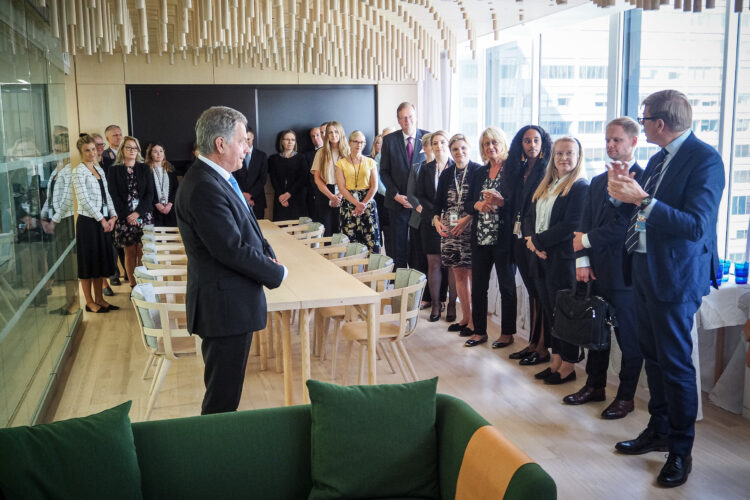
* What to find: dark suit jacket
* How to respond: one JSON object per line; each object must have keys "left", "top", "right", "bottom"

{"left": 100, "top": 148, "right": 117, "bottom": 174}
{"left": 233, "top": 148, "right": 269, "bottom": 213}
{"left": 625, "top": 132, "right": 725, "bottom": 303}
{"left": 379, "top": 129, "right": 428, "bottom": 210}
{"left": 414, "top": 159, "right": 454, "bottom": 229}
{"left": 406, "top": 161, "right": 425, "bottom": 229}
{"left": 106, "top": 162, "right": 155, "bottom": 219}
{"left": 526, "top": 179, "right": 588, "bottom": 288}
{"left": 512, "top": 160, "right": 547, "bottom": 241}
{"left": 465, "top": 163, "right": 515, "bottom": 252}
{"left": 175, "top": 160, "right": 285, "bottom": 338}
{"left": 576, "top": 164, "right": 643, "bottom": 291}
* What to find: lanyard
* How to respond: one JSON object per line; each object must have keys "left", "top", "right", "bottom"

{"left": 154, "top": 166, "right": 166, "bottom": 198}
{"left": 349, "top": 155, "right": 363, "bottom": 188}
{"left": 453, "top": 165, "right": 468, "bottom": 206}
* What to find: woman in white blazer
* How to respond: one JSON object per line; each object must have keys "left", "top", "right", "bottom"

{"left": 72, "top": 134, "right": 118, "bottom": 313}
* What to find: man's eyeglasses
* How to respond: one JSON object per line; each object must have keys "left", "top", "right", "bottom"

{"left": 637, "top": 116, "right": 660, "bottom": 125}
{"left": 94, "top": 143, "right": 105, "bottom": 148}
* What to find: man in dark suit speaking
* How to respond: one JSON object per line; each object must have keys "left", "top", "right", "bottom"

{"left": 176, "top": 106, "right": 286, "bottom": 415}
{"left": 379, "top": 102, "right": 428, "bottom": 268}
{"left": 608, "top": 90, "right": 725, "bottom": 487}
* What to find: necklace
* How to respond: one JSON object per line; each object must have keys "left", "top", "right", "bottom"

{"left": 349, "top": 154, "right": 363, "bottom": 189}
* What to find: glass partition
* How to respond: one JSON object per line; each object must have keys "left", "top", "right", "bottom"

{"left": 0, "top": 0, "right": 79, "bottom": 427}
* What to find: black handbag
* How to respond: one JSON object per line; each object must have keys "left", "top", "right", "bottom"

{"left": 552, "top": 281, "right": 616, "bottom": 351}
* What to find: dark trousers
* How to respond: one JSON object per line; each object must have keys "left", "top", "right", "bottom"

{"left": 532, "top": 257, "right": 579, "bottom": 362}
{"left": 252, "top": 203, "right": 265, "bottom": 221}
{"left": 387, "top": 206, "right": 411, "bottom": 269}
{"left": 315, "top": 184, "right": 340, "bottom": 237}
{"left": 632, "top": 253, "right": 699, "bottom": 456}
{"left": 409, "top": 223, "right": 429, "bottom": 299}
{"left": 584, "top": 286, "right": 643, "bottom": 400}
{"left": 514, "top": 238, "right": 544, "bottom": 345}
{"left": 472, "top": 244, "right": 517, "bottom": 336}
{"left": 200, "top": 332, "right": 254, "bottom": 415}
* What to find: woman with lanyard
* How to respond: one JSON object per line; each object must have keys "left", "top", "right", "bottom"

{"left": 433, "top": 134, "right": 482, "bottom": 338}
{"left": 462, "top": 127, "right": 517, "bottom": 348}
{"left": 107, "top": 136, "right": 155, "bottom": 288}
{"left": 71, "top": 135, "right": 118, "bottom": 313}
{"left": 525, "top": 136, "right": 588, "bottom": 384}
{"left": 415, "top": 130, "right": 455, "bottom": 322}
{"left": 506, "top": 125, "right": 554, "bottom": 365}
{"left": 269, "top": 129, "right": 309, "bottom": 221}
{"left": 146, "top": 142, "right": 178, "bottom": 227}
{"left": 311, "top": 122, "right": 347, "bottom": 234}
{"left": 334, "top": 130, "right": 381, "bottom": 253}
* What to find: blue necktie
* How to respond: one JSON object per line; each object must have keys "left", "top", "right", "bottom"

{"left": 227, "top": 175, "right": 250, "bottom": 211}
{"left": 624, "top": 149, "right": 668, "bottom": 254}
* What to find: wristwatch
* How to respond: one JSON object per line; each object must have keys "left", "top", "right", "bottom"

{"left": 639, "top": 196, "right": 653, "bottom": 210}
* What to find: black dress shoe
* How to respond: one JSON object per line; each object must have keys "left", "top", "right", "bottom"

{"left": 428, "top": 314, "right": 440, "bottom": 322}
{"left": 492, "top": 337, "right": 514, "bottom": 349}
{"left": 110, "top": 277, "right": 121, "bottom": 286}
{"left": 563, "top": 386, "right": 606, "bottom": 405}
{"left": 464, "top": 335, "right": 487, "bottom": 347}
{"left": 544, "top": 371, "right": 576, "bottom": 385}
{"left": 509, "top": 347, "right": 532, "bottom": 360}
{"left": 657, "top": 453, "right": 691, "bottom": 488}
{"left": 102, "top": 286, "right": 115, "bottom": 297}
{"left": 615, "top": 428, "right": 669, "bottom": 455}
{"left": 447, "top": 322, "right": 466, "bottom": 332}
{"left": 85, "top": 305, "right": 109, "bottom": 314}
{"left": 459, "top": 327, "right": 474, "bottom": 337}
{"left": 601, "top": 399, "right": 634, "bottom": 419}
{"left": 519, "top": 352, "right": 550, "bottom": 366}
{"left": 534, "top": 367, "right": 553, "bottom": 380}
{"left": 101, "top": 303, "right": 120, "bottom": 311}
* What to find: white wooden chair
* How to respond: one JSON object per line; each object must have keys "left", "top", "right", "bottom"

{"left": 131, "top": 284, "right": 198, "bottom": 420}
{"left": 300, "top": 232, "right": 349, "bottom": 248}
{"left": 341, "top": 269, "right": 427, "bottom": 384}
{"left": 133, "top": 266, "right": 188, "bottom": 288}
{"left": 275, "top": 216, "right": 312, "bottom": 228}
{"left": 315, "top": 242, "right": 368, "bottom": 263}
{"left": 293, "top": 222, "right": 325, "bottom": 240}
{"left": 142, "top": 231, "right": 182, "bottom": 244}
{"left": 315, "top": 254, "right": 395, "bottom": 381}
{"left": 142, "top": 252, "right": 188, "bottom": 267}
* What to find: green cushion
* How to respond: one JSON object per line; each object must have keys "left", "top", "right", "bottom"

{"left": 299, "top": 216, "right": 312, "bottom": 224}
{"left": 392, "top": 269, "right": 426, "bottom": 330}
{"left": 134, "top": 265, "right": 155, "bottom": 281}
{"left": 142, "top": 253, "right": 157, "bottom": 264}
{"left": 0, "top": 401, "right": 143, "bottom": 500}
{"left": 368, "top": 253, "right": 393, "bottom": 271}
{"left": 345, "top": 242, "right": 367, "bottom": 257}
{"left": 306, "top": 378, "right": 439, "bottom": 500}
{"left": 331, "top": 233, "right": 349, "bottom": 245}
{"left": 132, "top": 284, "right": 159, "bottom": 349}
{"left": 305, "top": 222, "right": 324, "bottom": 233}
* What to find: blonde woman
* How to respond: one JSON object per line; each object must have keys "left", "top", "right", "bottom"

{"left": 463, "top": 127, "right": 517, "bottom": 348}
{"left": 370, "top": 134, "right": 383, "bottom": 159}
{"left": 107, "top": 136, "right": 155, "bottom": 287}
{"left": 335, "top": 131, "right": 380, "bottom": 253}
{"left": 311, "top": 121, "right": 349, "bottom": 234}
{"left": 72, "top": 135, "right": 118, "bottom": 313}
{"left": 524, "top": 136, "right": 588, "bottom": 384}
{"left": 145, "top": 141, "right": 178, "bottom": 227}
{"left": 433, "top": 134, "right": 482, "bottom": 337}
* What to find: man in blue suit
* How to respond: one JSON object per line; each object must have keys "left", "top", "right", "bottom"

{"left": 609, "top": 90, "right": 725, "bottom": 487}
{"left": 566, "top": 117, "right": 644, "bottom": 420}
{"left": 379, "top": 102, "right": 428, "bottom": 268}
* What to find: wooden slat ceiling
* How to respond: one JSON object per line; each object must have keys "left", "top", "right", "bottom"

{"left": 34, "top": 0, "right": 743, "bottom": 82}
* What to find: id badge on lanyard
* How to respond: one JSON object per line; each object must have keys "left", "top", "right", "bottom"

{"left": 102, "top": 205, "right": 109, "bottom": 218}
{"left": 448, "top": 210, "right": 458, "bottom": 227}
{"left": 635, "top": 211, "right": 647, "bottom": 232}
{"left": 352, "top": 191, "right": 360, "bottom": 202}
{"left": 513, "top": 215, "right": 522, "bottom": 237}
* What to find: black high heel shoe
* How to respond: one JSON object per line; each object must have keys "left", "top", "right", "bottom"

{"left": 428, "top": 311, "right": 441, "bottom": 322}
{"left": 509, "top": 346, "right": 532, "bottom": 360}
{"left": 85, "top": 305, "right": 109, "bottom": 314}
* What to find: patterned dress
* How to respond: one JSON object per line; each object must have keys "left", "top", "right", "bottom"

{"left": 440, "top": 167, "right": 472, "bottom": 268}
{"left": 114, "top": 167, "right": 153, "bottom": 248}
{"left": 339, "top": 191, "right": 381, "bottom": 253}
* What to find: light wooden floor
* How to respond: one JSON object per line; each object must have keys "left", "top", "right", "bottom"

{"left": 46, "top": 284, "right": 750, "bottom": 500}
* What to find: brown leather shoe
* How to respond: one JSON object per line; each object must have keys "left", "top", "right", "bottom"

{"left": 601, "top": 399, "right": 634, "bottom": 419}
{"left": 562, "top": 386, "right": 606, "bottom": 405}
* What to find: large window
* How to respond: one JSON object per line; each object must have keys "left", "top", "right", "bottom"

{"left": 486, "top": 39, "right": 533, "bottom": 140}
{"left": 539, "top": 16, "right": 610, "bottom": 180}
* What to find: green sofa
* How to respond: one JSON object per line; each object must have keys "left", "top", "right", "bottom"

{"left": 131, "top": 394, "right": 556, "bottom": 499}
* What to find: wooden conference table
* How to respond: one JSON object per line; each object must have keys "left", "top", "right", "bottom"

{"left": 259, "top": 220, "right": 380, "bottom": 405}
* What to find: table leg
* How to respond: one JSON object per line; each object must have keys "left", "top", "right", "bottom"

{"left": 367, "top": 302, "right": 378, "bottom": 385}
{"left": 300, "top": 308, "right": 311, "bottom": 403}
{"left": 715, "top": 326, "right": 725, "bottom": 384}
{"left": 279, "top": 310, "right": 293, "bottom": 406}
{"left": 274, "top": 315, "right": 283, "bottom": 373}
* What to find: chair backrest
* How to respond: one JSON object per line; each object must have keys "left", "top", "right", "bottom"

{"left": 294, "top": 222, "right": 325, "bottom": 240}
{"left": 142, "top": 252, "right": 188, "bottom": 266}
{"left": 276, "top": 216, "right": 313, "bottom": 229}
{"left": 390, "top": 269, "right": 427, "bottom": 334}
{"left": 131, "top": 285, "right": 193, "bottom": 359}
{"left": 143, "top": 232, "right": 182, "bottom": 244}
{"left": 142, "top": 259, "right": 188, "bottom": 271}
{"left": 329, "top": 243, "right": 368, "bottom": 266}
{"left": 303, "top": 232, "right": 349, "bottom": 248}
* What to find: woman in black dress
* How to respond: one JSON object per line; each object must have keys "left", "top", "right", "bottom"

{"left": 506, "top": 125, "right": 554, "bottom": 365}
{"left": 146, "top": 141, "right": 178, "bottom": 227}
{"left": 107, "top": 136, "right": 155, "bottom": 287}
{"left": 415, "top": 130, "right": 454, "bottom": 322}
{"left": 71, "top": 135, "right": 118, "bottom": 313}
{"left": 269, "top": 129, "right": 309, "bottom": 221}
